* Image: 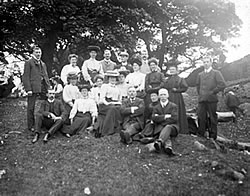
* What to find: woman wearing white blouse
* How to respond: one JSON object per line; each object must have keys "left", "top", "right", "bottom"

{"left": 125, "top": 58, "right": 146, "bottom": 92}
{"left": 90, "top": 75, "right": 104, "bottom": 105}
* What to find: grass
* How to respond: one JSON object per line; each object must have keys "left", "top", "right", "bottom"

{"left": 0, "top": 97, "right": 250, "bottom": 196}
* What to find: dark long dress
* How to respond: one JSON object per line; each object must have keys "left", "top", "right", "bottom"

{"left": 163, "top": 75, "right": 189, "bottom": 134}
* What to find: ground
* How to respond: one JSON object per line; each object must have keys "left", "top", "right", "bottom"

{"left": 0, "top": 91, "right": 250, "bottom": 196}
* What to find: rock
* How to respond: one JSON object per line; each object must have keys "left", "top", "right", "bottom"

{"left": 84, "top": 187, "right": 91, "bottom": 195}
{"left": 194, "top": 141, "right": 207, "bottom": 151}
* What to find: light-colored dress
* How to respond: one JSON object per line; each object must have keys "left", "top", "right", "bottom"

{"left": 82, "top": 58, "right": 104, "bottom": 82}
{"left": 60, "top": 64, "right": 80, "bottom": 85}
{"left": 125, "top": 71, "right": 146, "bottom": 91}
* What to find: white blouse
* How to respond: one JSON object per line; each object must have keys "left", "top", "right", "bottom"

{"left": 100, "top": 83, "right": 121, "bottom": 104}
{"left": 125, "top": 71, "right": 146, "bottom": 91}
{"left": 69, "top": 97, "right": 98, "bottom": 119}
{"left": 117, "top": 82, "right": 129, "bottom": 98}
{"left": 81, "top": 58, "right": 104, "bottom": 81}
{"left": 62, "top": 84, "right": 80, "bottom": 104}
{"left": 90, "top": 86, "right": 102, "bottom": 105}
{"left": 60, "top": 64, "right": 81, "bottom": 85}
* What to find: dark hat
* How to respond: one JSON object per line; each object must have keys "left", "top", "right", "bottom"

{"left": 87, "top": 45, "right": 100, "bottom": 52}
{"left": 131, "top": 58, "right": 142, "bottom": 66}
{"left": 68, "top": 54, "right": 78, "bottom": 62}
{"left": 148, "top": 58, "right": 158, "bottom": 66}
{"left": 147, "top": 88, "right": 159, "bottom": 95}
{"left": 78, "top": 84, "right": 91, "bottom": 91}
{"left": 118, "top": 67, "right": 130, "bottom": 76}
{"left": 119, "top": 51, "right": 129, "bottom": 57}
{"left": 105, "top": 70, "right": 120, "bottom": 77}
{"left": 167, "top": 60, "right": 181, "bottom": 68}
{"left": 67, "top": 72, "right": 78, "bottom": 80}
{"left": 94, "top": 74, "right": 104, "bottom": 82}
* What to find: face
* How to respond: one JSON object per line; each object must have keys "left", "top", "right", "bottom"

{"left": 159, "top": 90, "right": 169, "bottom": 102}
{"left": 70, "top": 57, "right": 78, "bottom": 66}
{"left": 119, "top": 74, "right": 126, "bottom": 83}
{"left": 150, "top": 93, "right": 158, "bottom": 102}
{"left": 203, "top": 57, "right": 212, "bottom": 70}
{"left": 80, "top": 88, "right": 89, "bottom": 97}
{"left": 109, "top": 76, "right": 117, "bottom": 84}
{"left": 128, "top": 87, "right": 137, "bottom": 98}
{"left": 89, "top": 51, "right": 97, "bottom": 58}
{"left": 69, "top": 78, "right": 77, "bottom": 85}
{"left": 132, "top": 63, "right": 140, "bottom": 72}
{"left": 141, "top": 51, "right": 148, "bottom": 60}
{"left": 149, "top": 62, "right": 157, "bottom": 71}
{"left": 33, "top": 49, "right": 42, "bottom": 60}
{"left": 120, "top": 55, "right": 128, "bottom": 62}
{"left": 47, "top": 90, "right": 55, "bottom": 100}
{"left": 168, "top": 66, "right": 177, "bottom": 75}
{"left": 103, "top": 50, "right": 111, "bottom": 60}
{"left": 96, "top": 78, "right": 103, "bottom": 87}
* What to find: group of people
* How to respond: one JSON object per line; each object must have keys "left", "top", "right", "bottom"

{"left": 22, "top": 45, "right": 226, "bottom": 156}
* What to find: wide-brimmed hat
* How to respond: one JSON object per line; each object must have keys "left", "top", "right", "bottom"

{"left": 118, "top": 67, "right": 130, "bottom": 76}
{"left": 94, "top": 74, "right": 104, "bottom": 82}
{"left": 78, "top": 84, "right": 91, "bottom": 91}
{"left": 87, "top": 45, "right": 101, "bottom": 52}
{"left": 105, "top": 70, "right": 120, "bottom": 77}
{"left": 147, "top": 88, "right": 159, "bottom": 95}
{"left": 119, "top": 51, "right": 129, "bottom": 57}
{"left": 68, "top": 54, "right": 78, "bottom": 62}
{"left": 131, "top": 58, "right": 142, "bottom": 66}
{"left": 67, "top": 72, "right": 78, "bottom": 80}
{"left": 148, "top": 57, "right": 158, "bottom": 66}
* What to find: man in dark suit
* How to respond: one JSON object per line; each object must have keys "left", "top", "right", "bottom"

{"left": 22, "top": 46, "right": 50, "bottom": 132}
{"left": 196, "top": 56, "right": 226, "bottom": 140}
{"left": 152, "top": 88, "right": 179, "bottom": 156}
{"left": 120, "top": 86, "right": 145, "bottom": 144}
{"left": 32, "top": 89, "right": 67, "bottom": 143}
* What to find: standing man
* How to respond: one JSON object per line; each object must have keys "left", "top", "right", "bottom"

{"left": 196, "top": 56, "right": 226, "bottom": 140}
{"left": 116, "top": 51, "right": 133, "bottom": 73}
{"left": 120, "top": 86, "right": 145, "bottom": 145}
{"left": 23, "top": 46, "right": 50, "bottom": 132}
{"left": 100, "top": 49, "right": 116, "bottom": 73}
{"left": 140, "top": 49, "right": 151, "bottom": 74}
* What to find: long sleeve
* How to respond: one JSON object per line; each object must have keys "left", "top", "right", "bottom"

{"left": 22, "top": 61, "right": 31, "bottom": 92}
{"left": 175, "top": 78, "right": 188, "bottom": 93}
{"left": 212, "top": 71, "right": 226, "bottom": 94}
{"left": 60, "top": 66, "right": 68, "bottom": 85}
{"left": 100, "top": 84, "right": 108, "bottom": 105}
{"left": 89, "top": 100, "right": 98, "bottom": 117}
{"left": 69, "top": 100, "right": 78, "bottom": 119}
{"left": 81, "top": 61, "right": 91, "bottom": 82}
{"left": 63, "top": 85, "right": 80, "bottom": 103}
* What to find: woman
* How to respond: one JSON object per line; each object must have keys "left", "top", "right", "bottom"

{"left": 51, "top": 76, "right": 63, "bottom": 99}
{"left": 60, "top": 54, "right": 81, "bottom": 85}
{"left": 117, "top": 68, "right": 130, "bottom": 100}
{"left": 62, "top": 72, "right": 81, "bottom": 124}
{"left": 64, "top": 84, "right": 98, "bottom": 137}
{"left": 81, "top": 45, "right": 104, "bottom": 85}
{"left": 125, "top": 58, "right": 146, "bottom": 98}
{"left": 163, "top": 63, "right": 189, "bottom": 134}
{"left": 94, "top": 70, "right": 122, "bottom": 137}
{"left": 90, "top": 74, "right": 104, "bottom": 105}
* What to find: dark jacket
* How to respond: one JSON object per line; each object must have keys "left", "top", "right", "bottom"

{"left": 196, "top": 69, "right": 226, "bottom": 103}
{"left": 38, "top": 99, "right": 67, "bottom": 121}
{"left": 152, "top": 101, "right": 179, "bottom": 135}
{"left": 23, "top": 57, "right": 50, "bottom": 93}
{"left": 121, "top": 97, "right": 145, "bottom": 129}
{"left": 145, "top": 71, "right": 165, "bottom": 93}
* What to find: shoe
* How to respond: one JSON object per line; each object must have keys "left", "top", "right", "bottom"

{"left": 140, "top": 137, "right": 155, "bottom": 144}
{"left": 65, "top": 134, "right": 71, "bottom": 138}
{"left": 164, "top": 147, "right": 176, "bottom": 156}
{"left": 43, "top": 133, "right": 49, "bottom": 143}
{"left": 154, "top": 140, "right": 162, "bottom": 153}
{"left": 32, "top": 133, "right": 39, "bottom": 143}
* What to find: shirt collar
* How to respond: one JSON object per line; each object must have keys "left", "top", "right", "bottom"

{"left": 205, "top": 67, "right": 212, "bottom": 73}
{"left": 160, "top": 100, "right": 169, "bottom": 107}
{"left": 48, "top": 99, "right": 55, "bottom": 103}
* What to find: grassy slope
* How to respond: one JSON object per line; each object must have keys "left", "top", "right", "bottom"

{"left": 0, "top": 97, "right": 250, "bottom": 196}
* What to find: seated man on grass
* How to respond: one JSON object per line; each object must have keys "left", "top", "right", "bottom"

{"left": 120, "top": 86, "right": 145, "bottom": 144}
{"left": 152, "top": 88, "right": 179, "bottom": 156}
{"left": 32, "top": 88, "right": 67, "bottom": 143}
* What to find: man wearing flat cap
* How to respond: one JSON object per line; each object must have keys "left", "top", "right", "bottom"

{"left": 81, "top": 45, "right": 104, "bottom": 85}
{"left": 116, "top": 50, "right": 133, "bottom": 73}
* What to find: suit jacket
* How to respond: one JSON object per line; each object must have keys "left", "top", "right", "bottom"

{"left": 22, "top": 57, "right": 50, "bottom": 93}
{"left": 145, "top": 71, "right": 165, "bottom": 93}
{"left": 120, "top": 97, "right": 145, "bottom": 129}
{"left": 152, "top": 101, "right": 179, "bottom": 135}
{"left": 38, "top": 99, "right": 67, "bottom": 121}
{"left": 196, "top": 69, "right": 226, "bottom": 103}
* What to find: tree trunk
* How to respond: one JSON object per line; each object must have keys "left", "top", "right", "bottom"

{"left": 41, "top": 30, "right": 58, "bottom": 77}
{"left": 158, "top": 23, "right": 167, "bottom": 69}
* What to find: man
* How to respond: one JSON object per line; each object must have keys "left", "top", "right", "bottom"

{"left": 140, "top": 49, "right": 151, "bottom": 74}
{"left": 152, "top": 88, "right": 179, "bottom": 156}
{"left": 100, "top": 49, "right": 116, "bottom": 73}
{"left": 116, "top": 51, "right": 133, "bottom": 73}
{"left": 22, "top": 46, "right": 50, "bottom": 132}
{"left": 32, "top": 89, "right": 67, "bottom": 143}
{"left": 60, "top": 54, "right": 81, "bottom": 85}
{"left": 120, "top": 86, "right": 145, "bottom": 144}
{"left": 196, "top": 56, "right": 226, "bottom": 140}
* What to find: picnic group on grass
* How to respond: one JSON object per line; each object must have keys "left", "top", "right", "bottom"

{"left": 19, "top": 45, "right": 228, "bottom": 156}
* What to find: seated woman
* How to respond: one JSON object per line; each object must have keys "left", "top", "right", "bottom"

{"left": 125, "top": 58, "right": 146, "bottom": 99}
{"left": 64, "top": 84, "right": 98, "bottom": 137}
{"left": 90, "top": 74, "right": 104, "bottom": 105}
{"left": 117, "top": 68, "right": 130, "bottom": 101}
{"left": 62, "top": 72, "right": 81, "bottom": 124}
{"left": 51, "top": 76, "right": 63, "bottom": 99}
{"left": 94, "top": 70, "right": 122, "bottom": 137}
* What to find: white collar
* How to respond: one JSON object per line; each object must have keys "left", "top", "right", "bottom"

{"left": 204, "top": 67, "right": 212, "bottom": 73}
{"left": 160, "top": 100, "right": 169, "bottom": 107}
{"left": 48, "top": 99, "right": 55, "bottom": 103}
{"left": 31, "top": 55, "right": 41, "bottom": 62}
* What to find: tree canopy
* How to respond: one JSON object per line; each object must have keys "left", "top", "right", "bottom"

{"left": 0, "top": 0, "right": 242, "bottom": 75}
